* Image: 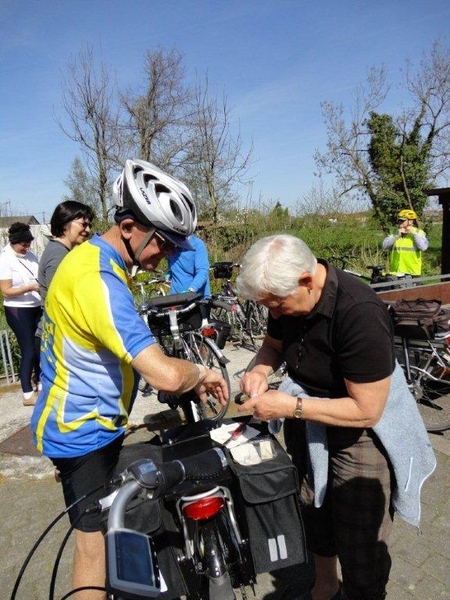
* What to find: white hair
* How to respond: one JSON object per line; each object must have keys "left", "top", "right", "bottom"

{"left": 236, "top": 234, "right": 317, "bottom": 300}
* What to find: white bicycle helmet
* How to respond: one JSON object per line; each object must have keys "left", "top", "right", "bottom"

{"left": 113, "top": 159, "right": 197, "bottom": 249}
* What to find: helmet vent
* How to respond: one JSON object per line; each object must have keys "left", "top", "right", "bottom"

{"left": 169, "top": 199, "right": 183, "bottom": 222}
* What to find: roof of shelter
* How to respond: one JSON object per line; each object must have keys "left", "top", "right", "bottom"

{"left": 0, "top": 216, "right": 40, "bottom": 227}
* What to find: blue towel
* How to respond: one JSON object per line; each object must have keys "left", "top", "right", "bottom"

{"left": 276, "top": 362, "right": 436, "bottom": 527}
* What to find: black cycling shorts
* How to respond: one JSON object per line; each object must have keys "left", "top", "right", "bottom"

{"left": 52, "top": 434, "right": 124, "bottom": 532}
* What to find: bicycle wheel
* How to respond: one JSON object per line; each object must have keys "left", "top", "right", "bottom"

{"left": 408, "top": 366, "right": 450, "bottom": 432}
{"left": 183, "top": 331, "right": 231, "bottom": 421}
{"left": 245, "top": 301, "right": 268, "bottom": 349}
{"left": 244, "top": 354, "right": 286, "bottom": 390}
{"left": 212, "top": 301, "right": 252, "bottom": 349}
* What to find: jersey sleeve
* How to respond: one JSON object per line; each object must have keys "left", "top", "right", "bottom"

{"left": 74, "top": 269, "right": 155, "bottom": 363}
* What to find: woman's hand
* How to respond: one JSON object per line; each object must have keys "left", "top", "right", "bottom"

{"left": 240, "top": 369, "right": 269, "bottom": 398}
{"left": 28, "top": 281, "right": 40, "bottom": 293}
{"left": 238, "top": 389, "right": 295, "bottom": 420}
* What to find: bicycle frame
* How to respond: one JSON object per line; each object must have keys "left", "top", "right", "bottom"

{"left": 140, "top": 292, "right": 231, "bottom": 421}
{"left": 210, "top": 262, "right": 267, "bottom": 351}
{"left": 393, "top": 319, "right": 450, "bottom": 432}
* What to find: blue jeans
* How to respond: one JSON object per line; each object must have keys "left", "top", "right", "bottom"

{"left": 5, "top": 305, "right": 42, "bottom": 393}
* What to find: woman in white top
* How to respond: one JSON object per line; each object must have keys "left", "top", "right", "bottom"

{"left": 0, "top": 223, "right": 42, "bottom": 405}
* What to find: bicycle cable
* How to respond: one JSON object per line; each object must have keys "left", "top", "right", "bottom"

{"left": 9, "top": 482, "right": 107, "bottom": 600}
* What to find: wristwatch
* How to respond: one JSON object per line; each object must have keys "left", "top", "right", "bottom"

{"left": 292, "top": 397, "right": 303, "bottom": 419}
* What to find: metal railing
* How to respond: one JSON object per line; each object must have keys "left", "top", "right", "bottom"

{"left": 0, "top": 329, "right": 16, "bottom": 384}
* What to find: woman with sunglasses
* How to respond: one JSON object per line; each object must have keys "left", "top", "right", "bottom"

{"left": 0, "top": 222, "right": 42, "bottom": 404}
{"left": 37, "top": 200, "right": 95, "bottom": 312}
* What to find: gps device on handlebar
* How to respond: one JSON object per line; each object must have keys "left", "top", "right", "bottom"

{"left": 106, "top": 528, "right": 160, "bottom": 599}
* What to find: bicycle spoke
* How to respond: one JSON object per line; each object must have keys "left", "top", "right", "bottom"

{"left": 412, "top": 372, "right": 450, "bottom": 432}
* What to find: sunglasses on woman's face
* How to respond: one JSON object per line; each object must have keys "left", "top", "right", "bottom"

{"left": 72, "top": 220, "right": 92, "bottom": 230}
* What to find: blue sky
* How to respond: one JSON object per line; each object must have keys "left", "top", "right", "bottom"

{"left": 1, "top": 0, "right": 449, "bottom": 222}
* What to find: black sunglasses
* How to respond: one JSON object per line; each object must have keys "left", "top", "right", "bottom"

{"left": 154, "top": 231, "right": 177, "bottom": 252}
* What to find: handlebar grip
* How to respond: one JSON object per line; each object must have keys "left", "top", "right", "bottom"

{"left": 156, "top": 460, "right": 185, "bottom": 497}
{"left": 179, "top": 448, "right": 227, "bottom": 481}
{"left": 155, "top": 449, "right": 226, "bottom": 497}
{"left": 211, "top": 298, "right": 233, "bottom": 311}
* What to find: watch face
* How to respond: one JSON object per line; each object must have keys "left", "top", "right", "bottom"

{"left": 293, "top": 409, "right": 303, "bottom": 419}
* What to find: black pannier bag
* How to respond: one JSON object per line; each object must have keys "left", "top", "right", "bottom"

{"left": 227, "top": 434, "right": 308, "bottom": 573}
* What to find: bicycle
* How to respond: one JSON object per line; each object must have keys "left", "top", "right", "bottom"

{"left": 133, "top": 271, "right": 170, "bottom": 301}
{"left": 209, "top": 262, "right": 268, "bottom": 350}
{"left": 389, "top": 311, "right": 450, "bottom": 432}
{"left": 139, "top": 291, "right": 232, "bottom": 422}
{"left": 11, "top": 417, "right": 307, "bottom": 600}
{"left": 327, "top": 254, "right": 396, "bottom": 286}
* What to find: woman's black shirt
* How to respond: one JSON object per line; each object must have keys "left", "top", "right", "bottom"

{"left": 267, "top": 261, "right": 395, "bottom": 398}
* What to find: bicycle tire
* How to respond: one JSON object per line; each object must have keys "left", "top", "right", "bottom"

{"left": 245, "top": 301, "right": 268, "bottom": 349}
{"left": 407, "top": 365, "right": 450, "bottom": 432}
{"left": 244, "top": 354, "right": 287, "bottom": 390}
{"left": 182, "top": 332, "right": 231, "bottom": 421}
{"left": 211, "top": 300, "right": 254, "bottom": 350}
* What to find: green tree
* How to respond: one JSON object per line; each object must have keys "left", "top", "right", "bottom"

{"left": 366, "top": 112, "right": 432, "bottom": 230}
{"left": 315, "top": 39, "right": 450, "bottom": 233}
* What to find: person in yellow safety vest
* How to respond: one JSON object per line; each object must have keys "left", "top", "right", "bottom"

{"left": 382, "top": 209, "right": 429, "bottom": 276}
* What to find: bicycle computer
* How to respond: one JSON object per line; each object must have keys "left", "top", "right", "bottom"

{"left": 106, "top": 528, "right": 160, "bottom": 599}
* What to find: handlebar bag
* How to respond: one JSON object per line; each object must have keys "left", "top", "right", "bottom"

{"left": 101, "top": 440, "right": 188, "bottom": 600}
{"left": 212, "top": 261, "right": 234, "bottom": 279}
{"left": 227, "top": 434, "right": 308, "bottom": 574}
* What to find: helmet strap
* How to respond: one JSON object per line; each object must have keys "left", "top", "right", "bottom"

{"left": 125, "top": 227, "right": 156, "bottom": 277}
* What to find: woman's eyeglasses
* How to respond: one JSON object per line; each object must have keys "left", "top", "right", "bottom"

{"left": 73, "top": 220, "right": 92, "bottom": 230}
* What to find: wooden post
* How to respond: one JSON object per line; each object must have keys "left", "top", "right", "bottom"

{"left": 426, "top": 187, "right": 450, "bottom": 275}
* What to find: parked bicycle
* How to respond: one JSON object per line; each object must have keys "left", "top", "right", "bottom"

{"left": 327, "top": 254, "right": 396, "bottom": 286}
{"left": 209, "top": 262, "right": 268, "bottom": 350}
{"left": 139, "top": 292, "right": 232, "bottom": 422}
{"left": 105, "top": 443, "right": 251, "bottom": 600}
{"left": 133, "top": 270, "right": 170, "bottom": 301}
{"left": 388, "top": 306, "right": 450, "bottom": 432}
{"left": 11, "top": 417, "right": 307, "bottom": 600}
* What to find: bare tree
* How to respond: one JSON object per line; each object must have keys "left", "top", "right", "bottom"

{"left": 315, "top": 39, "right": 450, "bottom": 231}
{"left": 58, "top": 45, "right": 121, "bottom": 221}
{"left": 183, "top": 76, "right": 253, "bottom": 222}
{"left": 119, "top": 47, "right": 191, "bottom": 169}
{"left": 63, "top": 158, "right": 100, "bottom": 212}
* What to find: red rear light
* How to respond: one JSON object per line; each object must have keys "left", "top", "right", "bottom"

{"left": 182, "top": 496, "right": 224, "bottom": 520}
{"left": 202, "top": 327, "right": 216, "bottom": 338}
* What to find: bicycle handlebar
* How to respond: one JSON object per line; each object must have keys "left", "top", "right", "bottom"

{"left": 106, "top": 448, "right": 227, "bottom": 529}
{"left": 139, "top": 292, "right": 235, "bottom": 318}
{"left": 208, "top": 296, "right": 234, "bottom": 311}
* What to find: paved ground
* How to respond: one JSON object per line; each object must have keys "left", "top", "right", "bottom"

{"left": 1, "top": 343, "right": 449, "bottom": 599}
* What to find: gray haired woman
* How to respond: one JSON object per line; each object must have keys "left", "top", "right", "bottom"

{"left": 237, "top": 234, "right": 435, "bottom": 600}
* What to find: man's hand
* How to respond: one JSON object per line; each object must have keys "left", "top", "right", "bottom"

{"left": 194, "top": 369, "right": 229, "bottom": 405}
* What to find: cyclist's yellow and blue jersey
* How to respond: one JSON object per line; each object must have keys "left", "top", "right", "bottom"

{"left": 31, "top": 234, "right": 156, "bottom": 458}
